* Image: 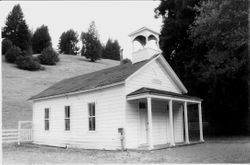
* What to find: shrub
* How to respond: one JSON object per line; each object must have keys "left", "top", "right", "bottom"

{"left": 5, "top": 46, "right": 22, "bottom": 63}
{"left": 38, "top": 47, "right": 59, "bottom": 65}
{"left": 120, "top": 58, "right": 132, "bottom": 65}
{"left": 16, "top": 56, "right": 43, "bottom": 71}
{"left": 2, "top": 39, "right": 13, "bottom": 55}
{"left": 21, "top": 46, "right": 33, "bottom": 56}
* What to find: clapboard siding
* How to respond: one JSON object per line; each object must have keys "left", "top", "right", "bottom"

{"left": 152, "top": 101, "right": 169, "bottom": 145}
{"left": 125, "top": 99, "right": 184, "bottom": 148}
{"left": 33, "top": 85, "right": 125, "bottom": 150}
{"left": 126, "top": 59, "right": 181, "bottom": 95}
{"left": 125, "top": 100, "right": 140, "bottom": 148}
{"left": 125, "top": 59, "right": 184, "bottom": 148}
{"left": 173, "top": 103, "right": 184, "bottom": 143}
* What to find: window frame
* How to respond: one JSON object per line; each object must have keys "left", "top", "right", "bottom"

{"left": 64, "top": 105, "right": 70, "bottom": 131}
{"left": 44, "top": 108, "right": 50, "bottom": 131}
{"left": 88, "top": 102, "right": 96, "bottom": 132}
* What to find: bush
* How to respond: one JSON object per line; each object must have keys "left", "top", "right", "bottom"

{"left": 21, "top": 46, "right": 33, "bottom": 56}
{"left": 38, "top": 47, "right": 59, "bottom": 65}
{"left": 16, "top": 56, "right": 43, "bottom": 71}
{"left": 121, "top": 58, "right": 132, "bottom": 65}
{"left": 5, "top": 46, "right": 22, "bottom": 63}
{"left": 2, "top": 39, "right": 13, "bottom": 55}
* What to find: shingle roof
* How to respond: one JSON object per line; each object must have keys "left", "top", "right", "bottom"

{"left": 127, "top": 87, "right": 202, "bottom": 101}
{"left": 30, "top": 59, "right": 151, "bottom": 100}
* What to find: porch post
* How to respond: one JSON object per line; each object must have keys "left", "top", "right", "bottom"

{"left": 147, "top": 97, "right": 153, "bottom": 149}
{"left": 184, "top": 102, "right": 190, "bottom": 144}
{"left": 169, "top": 100, "right": 175, "bottom": 146}
{"left": 198, "top": 102, "right": 204, "bottom": 142}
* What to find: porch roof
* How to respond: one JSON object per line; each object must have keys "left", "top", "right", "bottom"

{"left": 127, "top": 87, "right": 202, "bottom": 102}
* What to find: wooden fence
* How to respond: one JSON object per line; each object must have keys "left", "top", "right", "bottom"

{"left": 2, "top": 121, "right": 33, "bottom": 144}
{"left": 2, "top": 129, "right": 18, "bottom": 143}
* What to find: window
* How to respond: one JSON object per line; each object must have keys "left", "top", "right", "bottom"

{"left": 65, "top": 106, "right": 70, "bottom": 131}
{"left": 44, "top": 108, "right": 49, "bottom": 131}
{"left": 88, "top": 103, "right": 95, "bottom": 131}
{"left": 139, "top": 102, "right": 146, "bottom": 109}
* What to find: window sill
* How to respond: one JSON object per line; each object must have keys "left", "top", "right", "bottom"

{"left": 64, "top": 130, "right": 71, "bottom": 133}
{"left": 88, "top": 130, "right": 96, "bottom": 133}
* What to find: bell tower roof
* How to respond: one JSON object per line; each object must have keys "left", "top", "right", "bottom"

{"left": 128, "top": 26, "right": 160, "bottom": 38}
{"left": 129, "top": 27, "right": 161, "bottom": 63}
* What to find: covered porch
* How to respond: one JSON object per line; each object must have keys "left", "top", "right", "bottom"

{"left": 126, "top": 88, "right": 204, "bottom": 150}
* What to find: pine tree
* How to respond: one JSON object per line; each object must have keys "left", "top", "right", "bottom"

{"left": 58, "top": 29, "right": 79, "bottom": 55}
{"left": 81, "top": 21, "right": 102, "bottom": 62}
{"left": 103, "top": 38, "right": 121, "bottom": 61}
{"left": 32, "top": 25, "right": 52, "bottom": 54}
{"left": 2, "top": 4, "right": 31, "bottom": 51}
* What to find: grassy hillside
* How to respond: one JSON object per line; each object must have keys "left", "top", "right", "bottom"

{"left": 2, "top": 54, "right": 119, "bottom": 129}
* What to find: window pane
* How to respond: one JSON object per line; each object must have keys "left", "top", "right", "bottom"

{"left": 65, "top": 119, "right": 70, "bottom": 130}
{"left": 88, "top": 104, "right": 92, "bottom": 116}
{"left": 88, "top": 103, "right": 95, "bottom": 116}
{"left": 65, "top": 106, "right": 70, "bottom": 118}
{"left": 45, "top": 120, "right": 49, "bottom": 130}
{"left": 45, "top": 108, "right": 49, "bottom": 119}
{"left": 89, "top": 118, "right": 92, "bottom": 130}
{"left": 88, "top": 104, "right": 91, "bottom": 116}
{"left": 93, "top": 117, "right": 95, "bottom": 131}
{"left": 88, "top": 117, "right": 95, "bottom": 131}
{"left": 92, "top": 104, "right": 95, "bottom": 116}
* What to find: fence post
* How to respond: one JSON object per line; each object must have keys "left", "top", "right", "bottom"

{"left": 18, "top": 121, "right": 21, "bottom": 145}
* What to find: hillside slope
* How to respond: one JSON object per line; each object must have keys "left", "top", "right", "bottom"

{"left": 2, "top": 54, "right": 119, "bottom": 128}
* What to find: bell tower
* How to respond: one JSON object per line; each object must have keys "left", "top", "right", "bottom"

{"left": 129, "top": 27, "right": 161, "bottom": 63}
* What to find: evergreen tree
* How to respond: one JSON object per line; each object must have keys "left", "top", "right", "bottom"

{"left": 2, "top": 4, "right": 31, "bottom": 51}
{"left": 81, "top": 21, "right": 102, "bottom": 62}
{"left": 189, "top": 0, "right": 248, "bottom": 135}
{"left": 32, "top": 25, "right": 52, "bottom": 54}
{"left": 58, "top": 29, "right": 79, "bottom": 55}
{"left": 103, "top": 38, "right": 121, "bottom": 61}
{"left": 155, "top": 0, "right": 248, "bottom": 135}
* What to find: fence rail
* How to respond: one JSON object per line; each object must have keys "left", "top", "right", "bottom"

{"left": 2, "top": 121, "right": 33, "bottom": 144}
{"left": 2, "top": 129, "right": 18, "bottom": 143}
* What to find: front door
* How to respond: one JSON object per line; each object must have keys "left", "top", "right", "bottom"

{"left": 139, "top": 103, "right": 148, "bottom": 144}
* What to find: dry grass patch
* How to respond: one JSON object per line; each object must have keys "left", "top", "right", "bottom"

{"left": 2, "top": 54, "right": 119, "bottom": 128}
{"left": 3, "top": 139, "right": 250, "bottom": 164}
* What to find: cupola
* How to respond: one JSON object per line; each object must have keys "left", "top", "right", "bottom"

{"left": 129, "top": 27, "right": 161, "bottom": 63}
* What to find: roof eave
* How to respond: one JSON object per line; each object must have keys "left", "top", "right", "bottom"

{"left": 158, "top": 55, "right": 188, "bottom": 94}
{"left": 127, "top": 92, "right": 202, "bottom": 102}
{"left": 30, "top": 81, "right": 125, "bottom": 101}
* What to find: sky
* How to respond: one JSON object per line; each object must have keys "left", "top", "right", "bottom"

{"left": 0, "top": 1, "right": 163, "bottom": 59}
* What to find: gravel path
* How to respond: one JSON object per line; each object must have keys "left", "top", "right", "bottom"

{"left": 3, "top": 138, "right": 250, "bottom": 164}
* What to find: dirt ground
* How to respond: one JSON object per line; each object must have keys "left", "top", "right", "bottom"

{"left": 3, "top": 137, "right": 250, "bottom": 164}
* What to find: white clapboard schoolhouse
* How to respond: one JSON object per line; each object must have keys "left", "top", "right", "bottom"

{"left": 30, "top": 27, "right": 204, "bottom": 150}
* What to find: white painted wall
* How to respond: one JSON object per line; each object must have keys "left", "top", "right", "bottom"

{"left": 125, "top": 59, "right": 184, "bottom": 148}
{"left": 33, "top": 85, "right": 126, "bottom": 150}
{"left": 126, "top": 59, "right": 181, "bottom": 95}
{"left": 173, "top": 103, "right": 184, "bottom": 143}
{"left": 125, "top": 99, "right": 184, "bottom": 149}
